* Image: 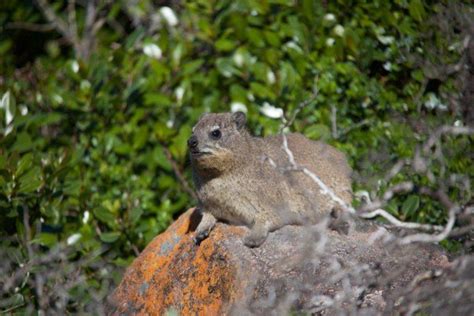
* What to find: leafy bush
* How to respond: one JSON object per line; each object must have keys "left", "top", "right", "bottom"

{"left": 0, "top": 0, "right": 472, "bottom": 313}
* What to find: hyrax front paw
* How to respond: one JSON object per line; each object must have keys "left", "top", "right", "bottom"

{"left": 243, "top": 221, "right": 270, "bottom": 248}
{"left": 193, "top": 211, "right": 217, "bottom": 245}
{"left": 193, "top": 230, "right": 209, "bottom": 245}
{"left": 243, "top": 234, "right": 267, "bottom": 248}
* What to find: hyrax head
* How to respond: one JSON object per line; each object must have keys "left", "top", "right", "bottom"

{"left": 188, "top": 112, "right": 248, "bottom": 172}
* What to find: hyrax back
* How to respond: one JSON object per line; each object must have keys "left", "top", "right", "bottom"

{"left": 188, "top": 112, "right": 352, "bottom": 247}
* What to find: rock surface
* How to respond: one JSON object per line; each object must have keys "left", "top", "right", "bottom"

{"left": 108, "top": 208, "right": 473, "bottom": 315}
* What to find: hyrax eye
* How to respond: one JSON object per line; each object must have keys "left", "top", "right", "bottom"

{"left": 210, "top": 129, "right": 221, "bottom": 140}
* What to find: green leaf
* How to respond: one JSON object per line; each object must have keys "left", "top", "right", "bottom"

{"left": 100, "top": 232, "right": 120, "bottom": 243}
{"left": 133, "top": 126, "right": 149, "bottom": 150}
{"left": 402, "top": 195, "right": 420, "bottom": 217}
{"left": 17, "top": 166, "right": 42, "bottom": 193}
{"left": 250, "top": 82, "right": 275, "bottom": 99}
{"left": 216, "top": 58, "right": 240, "bottom": 78}
{"left": 93, "top": 207, "right": 117, "bottom": 227}
{"left": 0, "top": 155, "right": 6, "bottom": 170}
{"left": 0, "top": 293, "right": 24, "bottom": 309}
{"left": 215, "top": 38, "right": 236, "bottom": 52}
{"left": 16, "top": 153, "right": 33, "bottom": 177}
{"left": 153, "top": 146, "right": 172, "bottom": 172}
{"left": 32, "top": 233, "right": 58, "bottom": 247}
{"left": 130, "top": 207, "right": 143, "bottom": 224}
{"left": 11, "top": 132, "right": 33, "bottom": 153}
{"left": 182, "top": 59, "right": 204, "bottom": 76}
{"left": 304, "top": 124, "right": 331, "bottom": 141}
{"left": 409, "top": 0, "right": 426, "bottom": 22}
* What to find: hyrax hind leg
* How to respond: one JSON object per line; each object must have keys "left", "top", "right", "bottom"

{"left": 194, "top": 211, "right": 217, "bottom": 244}
{"left": 243, "top": 220, "right": 271, "bottom": 248}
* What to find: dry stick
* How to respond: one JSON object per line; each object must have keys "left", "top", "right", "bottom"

{"left": 399, "top": 206, "right": 458, "bottom": 244}
{"left": 360, "top": 209, "right": 444, "bottom": 231}
{"left": 281, "top": 135, "right": 442, "bottom": 233}
{"left": 5, "top": 22, "right": 55, "bottom": 32}
{"left": 330, "top": 105, "right": 338, "bottom": 139}
{"left": 281, "top": 134, "right": 356, "bottom": 214}
{"left": 279, "top": 90, "right": 319, "bottom": 133}
{"left": 161, "top": 145, "right": 198, "bottom": 200}
{"left": 67, "top": 0, "right": 78, "bottom": 42}
{"left": 423, "top": 125, "right": 474, "bottom": 154}
{"left": 35, "top": 0, "right": 76, "bottom": 43}
{"left": 277, "top": 120, "right": 473, "bottom": 242}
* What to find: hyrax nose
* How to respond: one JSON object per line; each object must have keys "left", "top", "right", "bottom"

{"left": 188, "top": 135, "right": 198, "bottom": 148}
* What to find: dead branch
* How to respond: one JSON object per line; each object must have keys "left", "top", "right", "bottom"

{"left": 161, "top": 145, "right": 197, "bottom": 200}
{"left": 34, "top": 0, "right": 105, "bottom": 60}
{"left": 273, "top": 113, "right": 473, "bottom": 245}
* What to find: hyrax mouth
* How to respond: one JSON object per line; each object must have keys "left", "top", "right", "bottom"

{"left": 190, "top": 147, "right": 215, "bottom": 159}
{"left": 190, "top": 150, "right": 208, "bottom": 158}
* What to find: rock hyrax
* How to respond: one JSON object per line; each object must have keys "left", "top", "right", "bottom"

{"left": 188, "top": 112, "right": 352, "bottom": 247}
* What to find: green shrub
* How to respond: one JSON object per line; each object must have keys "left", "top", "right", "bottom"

{"left": 0, "top": 0, "right": 472, "bottom": 313}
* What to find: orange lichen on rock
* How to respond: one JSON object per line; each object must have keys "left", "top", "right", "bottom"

{"left": 108, "top": 208, "right": 463, "bottom": 315}
{"left": 108, "top": 208, "right": 244, "bottom": 315}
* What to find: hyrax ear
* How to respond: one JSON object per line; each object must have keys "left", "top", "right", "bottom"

{"left": 198, "top": 112, "right": 208, "bottom": 121}
{"left": 232, "top": 111, "right": 247, "bottom": 130}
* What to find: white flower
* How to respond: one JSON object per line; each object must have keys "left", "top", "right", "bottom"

{"left": 285, "top": 41, "right": 303, "bottom": 52}
{"left": 83, "top": 211, "right": 90, "bottom": 224}
{"left": 260, "top": 102, "right": 283, "bottom": 119}
{"left": 326, "top": 38, "right": 335, "bottom": 46}
{"left": 143, "top": 43, "right": 162, "bottom": 59}
{"left": 0, "top": 92, "right": 14, "bottom": 126}
{"left": 175, "top": 86, "right": 185, "bottom": 102}
{"left": 67, "top": 233, "right": 82, "bottom": 245}
{"left": 334, "top": 25, "right": 345, "bottom": 37}
{"left": 454, "top": 120, "right": 462, "bottom": 127}
{"left": 52, "top": 94, "right": 63, "bottom": 104}
{"left": 166, "top": 120, "right": 174, "bottom": 128}
{"left": 231, "top": 102, "right": 247, "bottom": 113}
{"left": 159, "top": 7, "right": 178, "bottom": 26}
{"left": 324, "top": 13, "right": 336, "bottom": 22}
{"left": 20, "top": 105, "right": 28, "bottom": 116}
{"left": 233, "top": 52, "right": 244, "bottom": 67}
{"left": 71, "top": 60, "right": 79, "bottom": 73}
{"left": 247, "top": 93, "right": 255, "bottom": 102}
{"left": 80, "top": 80, "right": 91, "bottom": 91}
{"left": 267, "top": 70, "right": 276, "bottom": 84}
{"left": 383, "top": 62, "right": 392, "bottom": 71}
{"left": 377, "top": 35, "right": 395, "bottom": 45}
{"left": 424, "top": 93, "right": 447, "bottom": 111}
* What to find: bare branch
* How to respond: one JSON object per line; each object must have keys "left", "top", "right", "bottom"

{"left": 5, "top": 22, "right": 55, "bottom": 32}
{"left": 399, "top": 206, "right": 458, "bottom": 244}
{"left": 360, "top": 209, "right": 444, "bottom": 231}
{"left": 423, "top": 125, "right": 474, "bottom": 154}
{"left": 161, "top": 145, "right": 197, "bottom": 200}
{"left": 330, "top": 105, "right": 338, "bottom": 139}
{"left": 35, "top": 0, "right": 76, "bottom": 42}
{"left": 281, "top": 134, "right": 356, "bottom": 214}
{"left": 279, "top": 87, "right": 319, "bottom": 133}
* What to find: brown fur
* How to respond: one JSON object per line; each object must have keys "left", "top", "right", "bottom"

{"left": 189, "top": 112, "right": 352, "bottom": 247}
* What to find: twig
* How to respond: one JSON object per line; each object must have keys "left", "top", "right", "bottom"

{"left": 330, "top": 105, "right": 338, "bottom": 139}
{"left": 35, "top": 0, "right": 76, "bottom": 43}
{"left": 281, "top": 135, "right": 356, "bottom": 214}
{"left": 161, "top": 145, "right": 197, "bottom": 200}
{"left": 423, "top": 125, "right": 474, "bottom": 154}
{"left": 271, "top": 118, "right": 473, "bottom": 245}
{"left": 359, "top": 209, "right": 443, "bottom": 231}
{"left": 5, "top": 22, "right": 55, "bottom": 32}
{"left": 399, "top": 205, "right": 458, "bottom": 244}
{"left": 279, "top": 88, "right": 319, "bottom": 133}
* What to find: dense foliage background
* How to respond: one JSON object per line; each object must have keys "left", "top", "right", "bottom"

{"left": 0, "top": 0, "right": 473, "bottom": 313}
